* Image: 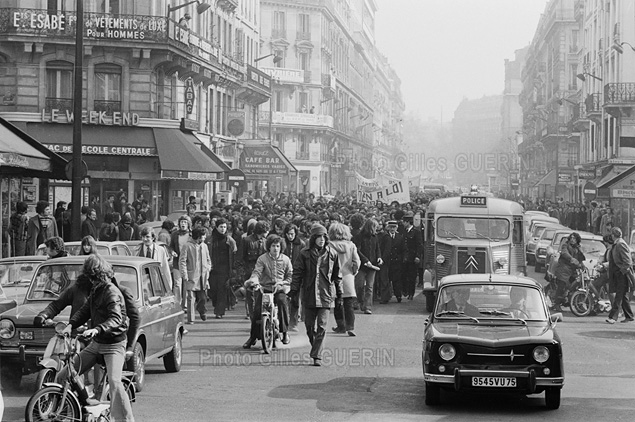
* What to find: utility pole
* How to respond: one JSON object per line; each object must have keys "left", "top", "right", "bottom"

{"left": 70, "top": 0, "right": 84, "bottom": 241}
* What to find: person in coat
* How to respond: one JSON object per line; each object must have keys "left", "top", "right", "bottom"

{"left": 179, "top": 227, "right": 211, "bottom": 323}
{"left": 606, "top": 227, "right": 634, "bottom": 323}
{"left": 352, "top": 218, "right": 382, "bottom": 314}
{"left": 243, "top": 234, "right": 293, "bottom": 349}
{"left": 329, "top": 222, "right": 360, "bottom": 336}
{"left": 26, "top": 200, "right": 58, "bottom": 256}
{"left": 170, "top": 215, "right": 192, "bottom": 308}
{"left": 207, "top": 218, "right": 237, "bottom": 319}
{"left": 283, "top": 223, "right": 305, "bottom": 330}
{"left": 9, "top": 201, "right": 29, "bottom": 257}
{"left": 137, "top": 226, "right": 172, "bottom": 290}
{"left": 81, "top": 208, "right": 100, "bottom": 241}
{"left": 289, "top": 223, "right": 342, "bottom": 366}
{"left": 402, "top": 211, "right": 423, "bottom": 301}
{"left": 552, "top": 232, "right": 585, "bottom": 312}
{"left": 378, "top": 220, "right": 405, "bottom": 303}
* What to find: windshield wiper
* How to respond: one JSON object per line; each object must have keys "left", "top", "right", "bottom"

{"left": 437, "top": 310, "right": 479, "bottom": 322}
{"left": 443, "top": 231, "right": 463, "bottom": 241}
{"left": 479, "top": 310, "right": 527, "bottom": 325}
{"left": 475, "top": 232, "right": 498, "bottom": 242}
{"left": 585, "top": 250, "right": 602, "bottom": 254}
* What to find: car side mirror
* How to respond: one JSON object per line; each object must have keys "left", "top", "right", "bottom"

{"left": 550, "top": 312, "right": 563, "bottom": 323}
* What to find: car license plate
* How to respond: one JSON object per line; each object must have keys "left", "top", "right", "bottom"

{"left": 472, "top": 377, "right": 516, "bottom": 387}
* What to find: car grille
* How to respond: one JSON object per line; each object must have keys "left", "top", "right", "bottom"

{"left": 460, "top": 344, "right": 534, "bottom": 366}
{"left": 457, "top": 248, "right": 486, "bottom": 274}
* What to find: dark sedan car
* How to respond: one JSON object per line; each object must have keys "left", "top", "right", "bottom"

{"left": 422, "top": 274, "right": 564, "bottom": 409}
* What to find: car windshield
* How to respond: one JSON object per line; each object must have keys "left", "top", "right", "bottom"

{"left": 27, "top": 264, "right": 138, "bottom": 301}
{"left": 66, "top": 245, "right": 111, "bottom": 256}
{"left": 541, "top": 229, "right": 556, "bottom": 241}
{"left": 437, "top": 217, "right": 509, "bottom": 240}
{"left": 579, "top": 240, "right": 606, "bottom": 256}
{"left": 0, "top": 261, "right": 40, "bottom": 299}
{"left": 435, "top": 284, "right": 548, "bottom": 321}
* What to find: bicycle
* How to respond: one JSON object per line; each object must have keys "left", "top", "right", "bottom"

{"left": 570, "top": 266, "right": 611, "bottom": 317}
{"left": 25, "top": 322, "right": 136, "bottom": 422}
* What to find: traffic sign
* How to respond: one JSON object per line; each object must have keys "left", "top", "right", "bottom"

{"left": 583, "top": 182, "right": 597, "bottom": 200}
{"left": 65, "top": 160, "right": 88, "bottom": 180}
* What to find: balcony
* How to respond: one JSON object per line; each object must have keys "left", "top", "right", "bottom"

{"left": 270, "top": 111, "right": 333, "bottom": 128}
{"left": 604, "top": 83, "right": 635, "bottom": 117}
{"left": 584, "top": 93, "right": 601, "bottom": 122}
{"left": 272, "top": 28, "right": 287, "bottom": 39}
{"left": 94, "top": 100, "right": 122, "bottom": 116}
{"left": 45, "top": 97, "right": 73, "bottom": 113}
{"left": 321, "top": 73, "right": 335, "bottom": 94}
{"left": 217, "top": 0, "right": 238, "bottom": 13}
{"left": 261, "top": 67, "right": 304, "bottom": 84}
{"left": 296, "top": 31, "right": 311, "bottom": 41}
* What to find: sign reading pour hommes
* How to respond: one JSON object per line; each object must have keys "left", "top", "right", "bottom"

{"left": 41, "top": 109, "right": 140, "bottom": 126}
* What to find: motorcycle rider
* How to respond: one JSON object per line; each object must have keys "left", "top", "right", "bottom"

{"left": 552, "top": 232, "right": 585, "bottom": 312}
{"left": 243, "top": 234, "right": 293, "bottom": 349}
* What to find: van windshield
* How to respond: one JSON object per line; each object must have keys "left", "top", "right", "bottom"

{"left": 437, "top": 217, "right": 510, "bottom": 240}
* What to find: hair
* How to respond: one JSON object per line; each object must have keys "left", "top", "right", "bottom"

{"left": 35, "top": 200, "right": 50, "bottom": 214}
{"left": 611, "top": 227, "right": 623, "bottom": 238}
{"left": 56, "top": 201, "right": 66, "bottom": 208}
{"left": 360, "top": 218, "right": 377, "bottom": 237}
{"left": 161, "top": 219, "right": 175, "bottom": 231}
{"left": 192, "top": 227, "right": 207, "bottom": 240}
{"left": 44, "top": 236, "right": 64, "bottom": 252}
{"left": 111, "top": 212, "right": 121, "bottom": 223}
{"left": 139, "top": 226, "right": 155, "bottom": 238}
{"left": 254, "top": 221, "right": 268, "bottom": 235}
{"left": 328, "top": 222, "right": 352, "bottom": 241}
{"left": 80, "top": 235, "right": 98, "bottom": 255}
{"left": 569, "top": 232, "right": 582, "bottom": 244}
{"left": 82, "top": 254, "right": 114, "bottom": 283}
{"left": 215, "top": 217, "right": 228, "bottom": 227}
{"left": 265, "top": 234, "right": 286, "bottom": 252}
{"left": 16, "top": 201, "right": 28, "bottom": 214}
{"left": 103, "top": 213, "right": 114, "bottom": 225}
{"left": 283, "top": 223, "right": 299, "bottom": 239}
{"left": 602, "top": 234, "right": 613, "bottom": 244}
{"left": 177, "top": 215, "right": 192, "bottom": 231}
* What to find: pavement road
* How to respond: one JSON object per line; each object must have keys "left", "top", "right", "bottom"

{"left": 4, "top": 283, "right": 635, "bottom": 421}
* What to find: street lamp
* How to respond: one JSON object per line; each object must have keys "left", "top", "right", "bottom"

{"left": 612, "top": 41, "right": 635, "bottom": 54}
{"left": 167, "top": 0, "right": 211, "bottom": 16}
{"left": 254, "top": 53, "right": 282, "bottom": 64}
{"left": 576, "top": 72, "right": 602, "bottom": 82}
{"left": 556, "top": 97, "right": 577, "bottom": 106}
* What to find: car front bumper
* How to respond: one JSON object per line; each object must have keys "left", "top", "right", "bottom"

{"left": 424, "top": 369, "right": 564, "bottom": 393}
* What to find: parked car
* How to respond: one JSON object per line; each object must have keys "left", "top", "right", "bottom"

{"left": 526, "top": 222, "right": 563, "bottom": 265}
{"left": 0, "top": 255, "right": 184, "bottom": 390}
{"left": 545, "top": 233, "right": 606, "bottom": 283}
{"left": 0, "top": 256, "right": 47, "bottom": 315}
{"left": 123, "top": 240, "right": 174, "bottom": 272}
{"left": 525, "top": 215, "right": 560, "bottom": 248}
{"left": 422, "top": 274, "right": 564, "bottom": 409}
{"left": 35, "top": 241, "right": 132, "bottom": 257}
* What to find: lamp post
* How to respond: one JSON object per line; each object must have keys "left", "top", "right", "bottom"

{"left": 70, "top": 0, "right": 84, "bottom": 241}
{"left": 576, "top": 72, "right": 602, "bottom": 82}
{"left": 167, "top": 0, "right": 211, "bottom": 16}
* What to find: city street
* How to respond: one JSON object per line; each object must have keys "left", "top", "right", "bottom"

{"left": 4, "top": 284, "right": 635, "bottom": 422}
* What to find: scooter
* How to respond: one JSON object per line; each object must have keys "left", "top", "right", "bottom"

{"left": 570, "top": 264, "right": 612, "bottom": 317}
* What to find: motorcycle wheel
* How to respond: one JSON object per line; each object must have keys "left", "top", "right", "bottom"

{"left": 570, "top": 290, "right": 593, "bottom": 317}
{"left": 35, "top": 368, "right": 57, "bottom": 391}
{"left": 25, "top": 385, "right": 81, "bottom": 422}
{"left": 261, "top": 314, "right": 273, "bottom": 354}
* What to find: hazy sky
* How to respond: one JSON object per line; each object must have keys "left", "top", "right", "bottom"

{"left": 375, "top": 0, "right": 550, "bottom": 122}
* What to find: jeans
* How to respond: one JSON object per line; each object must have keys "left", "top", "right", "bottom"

{"left": 289, "top": 287, "right": 304, "bottom": 328}
{"left": 249, "top": 288, "right": 289, "bottom": 339}
{"left": 185, "top": 289, "right": 207, "bottom": 322}
{"left": 354, "top": 269, "right": 376, "bottom": 311}
{"left": 608, "top": 277, "right": 634, "bottom": 320}
{"left": 172, "top": 268, "right": 183, "bottom": 309}
{"left": 304, "top": 307, "right": 330, "bottom": 360}
{"left": 334, "top": 297, "right": 355, "bottom": 331}
{"left": 77, "top": 340, "right": 134, "bottom": 422}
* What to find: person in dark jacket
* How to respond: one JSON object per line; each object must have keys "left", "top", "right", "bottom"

{"left": 378, "top": 220, "right": 405, "bottom": 303}
{"left": 352, "top": 218, "right": 382, "bottom": 314}
{"left": 606, "top": 227, "right": 634, "bottom": 323}
{"left": 402, "top": 211, "right": 423, "bottom": 301}
{"left": 289, "top": 223, "right": 341, "bottom": 367}
{"left": 241, "top": 222, "right": 267, "bottom": 319}
{"left": 99, "top": 213, "right": 118, "bottom": 242}
{"left": 117, "top": 213, "right": 139, "bottom": 241}
{"left": 552, "top": 232, "right": 585, "bottom": 312}
{"left": 283, "top": 223, "right": 305, "bottom": 330}
{"left": 34, "top": 273, "right": 92, "bottom": 326}
{"left": 81, "top": 208, "right": 99, "bottom": 241}
{"left": 44, "top": 236, "right": 68, "bottom": 259}
{"left": 63, "top": 255, "right": 135, "bottom": 421}
{"left": 206, "top": 218, "right": 237, "bottom": 318}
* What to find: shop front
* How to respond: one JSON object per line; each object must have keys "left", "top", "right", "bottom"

{"left": 239, "top": 142, "right": 297, "bottom": 198}
{"left": 15, "top": 117, "right": 228, "bottom": 222}
{"left": 597, "top": 164, "right": 635, "bottom": 238}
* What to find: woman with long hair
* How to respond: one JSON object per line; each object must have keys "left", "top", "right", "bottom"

{"left": 352, "top": 218, "right": 382, "bottom": 314}
{"left": 283, "top": 223, "right": 305, "bottom": 331}
{"left": 328, "top": 222, "right": 360, "bottom": 336}
{"left": 79, "top": 235, "right": 98, "bottom": 255}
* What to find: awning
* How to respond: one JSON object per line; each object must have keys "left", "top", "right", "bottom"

{"left": 153, "top": 129, "right": 229, "bottom": 180}
{"left": 534, "top": 169, "right": 556, "bottom": 187}
{"left": 240, "top": 143, "right": 297, "bottom": 176}
{"left": 0, "top": 117, "right": 67, "bottom": 179}
{"left": 596, "top": 165, "right": 633, "bottom": 189}
{"left": 192, "top": 137, "right": 233, "bottom": 172}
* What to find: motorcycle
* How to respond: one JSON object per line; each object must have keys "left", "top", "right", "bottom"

{"left": 248, "top": 283, "right": 280, "bottom": 354}
{"left": 570, "top": 264, "right": 612, "bottom": 317}
{"left": 544, "top": 266, "right": 584, "bottom": 310}
{"left": 25, "top": 321, "right": 136, "bottom": 422}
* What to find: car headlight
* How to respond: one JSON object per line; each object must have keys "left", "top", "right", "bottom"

{"left": 438, "top": 343, "right": 456, "bottom": 361}
{"left": 0, "top": 319, "right": 15, "bottom": 339}
{"left": 533, "top": 346, "right": 550, "bottom": 363}
{"left": 436, "top": 254, "right": 445, "bottom": 264}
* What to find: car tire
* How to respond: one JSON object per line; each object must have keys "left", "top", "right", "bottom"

{"left": 163, "top": 329, "right": 183, "bottom": 373}
{"left": 1, "top": 366, "right": 22, "bottom": 390}
{"left": 425, "top": 382, "right": 440, "bottom": 406}
{"left": 545, "top": 387, "right": 561, "bottom": 409}
{"left": 127, "top": 343, "right": 145, "bottom": 392}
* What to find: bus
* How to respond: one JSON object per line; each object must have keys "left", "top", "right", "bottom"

{"left": 422, "top": 194, "right": 526, "bottom": 312}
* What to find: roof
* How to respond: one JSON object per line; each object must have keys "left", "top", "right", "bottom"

{"left": 36, "top": 255, "right": 156, "bottom": 266}
{"left": 0, "top": 256, "right": 47, "bottom": 264}
{"left": 427, "top": 196, "right": 523, "bottom": 216}
{"left": 439, "top": 273, "right": 542, "bottom": 288}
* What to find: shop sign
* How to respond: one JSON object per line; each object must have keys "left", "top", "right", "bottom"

{"left": 247, "top": 65, "right": 271, "bottom": 92}
{"left": 261, "top": 67, "right": 304, "bottom": 84}
{"left": 578, "top": 169, "right": 595, "bottom": 179}
{"left": 240, "top": 146, "right": 290, "bottom": 175}
{"left": 44, "top": 144, "right": 157, "bottom": 156}
{"left": 558, "top": 173, "right": 572, "bottom": 183}
{"left": 612, "top": 188, "right": 635, "bottom": 199}
{"left": 184, "top": 78, "right": 195, "bottom": 114}
{"left": 41, "top": 109, "right": 140, "bottom": 126}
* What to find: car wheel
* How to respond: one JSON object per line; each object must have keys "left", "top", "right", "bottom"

{"left": 127, "top": 343, "right": 145, "bottom": 392}
{"left": 545, "top": 387, "right": 561, "bottom": 409}
{"left": 425, "top": 382, "right": 440, "bottom": 406}
{"left": 1, "top": 366, "right": 22, "bottom": 390}
{"left": 163, "top": 329, "right": 183, "bottom": 373}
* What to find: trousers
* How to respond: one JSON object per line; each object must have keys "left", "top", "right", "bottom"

{"left": 354, "top": 268, "right": 376, "bottom": 311}
{"left": 304, "top": 307, "right": 329, "bottom": 360}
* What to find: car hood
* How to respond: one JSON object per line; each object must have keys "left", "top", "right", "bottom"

{"left": 0, "top": 302, "right": 70, "bottom": 325}
{"left": 428, "top": 321, "right": 556, "bottom": 347}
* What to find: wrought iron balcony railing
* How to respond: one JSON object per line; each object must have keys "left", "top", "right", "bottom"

{"left": 604, "top": 83, "right": 635, "bottom": 105}
{"left": 585, "top": 93, "right": 601, "bottom": 114}
{"left": 94, "top": 100, "right": 122, "bottom": 116}
{"left": 45, "top": 97, "right": 73, "bottom": 113}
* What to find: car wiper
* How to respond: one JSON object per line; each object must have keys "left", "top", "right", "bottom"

{"left": 436, "top": 310, "right": 479, "bottom": 322}
{"left": 585, "top": 250, "right": 602, "bottom": 254}
{"left": 475, "top": 232, "right": 498, "bottom": 242}
{"left": 479, "top": 310, "right": 511, "bottom": 316}
{"left": 443, "top": 231, "right": 463, "bottom": 241}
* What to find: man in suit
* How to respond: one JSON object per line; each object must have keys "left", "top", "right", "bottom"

{"left": 607, "top": 227, "right": 634, "bottom": 324}
{"left": 378, "top": 220, "right": 405, "bottom": 303}
{"left": 138, "top": 226, "right": 173, "bottom": 290}
{"left": 402, "top": 211, "right": 423, "bottom": 300}
{"left": 439, "top": 287, "right": 480, "bottom": 317}
{"left": 179, "top": 227, "right": 212, "bottom": 323}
